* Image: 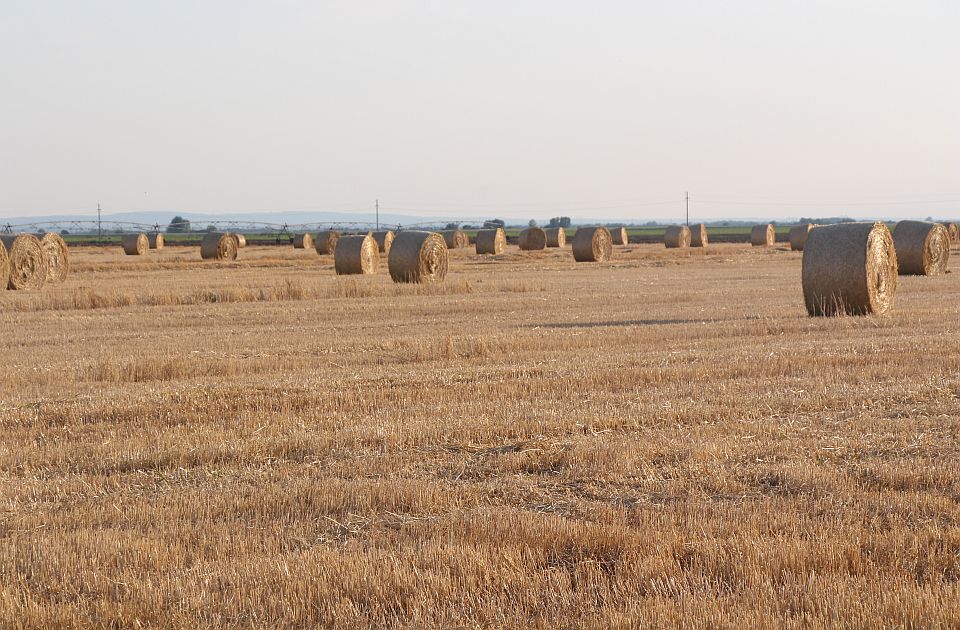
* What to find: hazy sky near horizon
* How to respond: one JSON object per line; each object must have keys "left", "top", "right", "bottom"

{"left": 2, "top": 1, "right": 958, "bottom": 222}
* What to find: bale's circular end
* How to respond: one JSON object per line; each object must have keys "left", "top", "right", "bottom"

{"left": 941, "top": 222, "right": 959, "bottom": 242}
{"left": 0, "top": 234, "right": 48, "bottom": 290}
{"left": 148, "top": 233, "right": 164, "bottom": 249}
{"left": 335, "top": 233, "right": 380, "bottom": 275}
{"left": 893, "top": 220, "right": 950, "bottom": 276}
{"left": 0, "top": 241, "right": 9, "bottom": 290}
{"left": 518, "top": 227, "right": 547, "bottom": 251}
{"left": 789, "top": 224, "right": 815, "bottom": 251}
{"left": 689, "top": 224, "right": 708, "bottom": 247}
{"left": 751, "top": 224, "right": 775, "bottom": 247}
{"left": 572, "top": 227, "right": 613, "bottom": 262}
{"left": 611, "top": 227, "right": 628, "bottom": 245}
{"left": 315, "top": 230, "right": 340, "bottom": 255}
{"left": 802, "top": 222, "right": 897, "bottom": 316}
{"left": 121, "top": 233, "right": 149, "bottom": 255}
{"left": 39, "top": 233, "right": 69, "bottom": 283}
{"left": 441, "top": 229, "right": 469, "bottom": 249}
{"left": 388, "top": 231, "right": 448, "bottom": 283}
{"left": 293, "top": 233, "right": 314, "bottom": 249}
{"left": 545, "top": 227, "right": 566, "bottom": 247}
{"left": 200, "top": 232, "right": 239, "bottom": 260}
{"left": 476, "top": 228, "right": 506, "bottom": 255}
{"left": 235, "top": 234, "right": 247, "bottom": 248}
{"left": 372, "top": 231, "right": 396, "bottom": 254}
{"left": 664, "top": 225, "right": 692, "bottom": 248}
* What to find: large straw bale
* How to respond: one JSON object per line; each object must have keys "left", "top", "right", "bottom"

{"left": 121, "top": 233, "right": 148, "bottom": 255}
{"left": 388, "top": 231, "right": 448, "bottom": 283}
{"left": 372, "top": 231, "right": 395, "bottom": 254}
{"left": 476, "top": 228, "right": 506, "bottom": 255}
{"left": 789, "top": 224, "right": 815, "bottom": 251}
{"left": 751, "top": 224, "right": 775, "bottom": 247}
{"left": 441, "top": 230, "right": 469, "bottom": 249}
{"left": 545, "top": 227, "right": 566, "bottom": 247}
{"left": 689, "top": 224, "right": 708, "bottom": 247}
{"left": 335, "top": 233, "right": 380, "bottom": 275}
{"left": 518, "top": 227, "right": 547, "bottom": 251}
{"left": 571, "top": 227, "right": 613, "bottom": 262}
{"left": 39, "top": 233, "right": 69, "bottom": 283}
{"left": 610, "top": 227, "right": 629, "bottom": 245}
{"left": 664, "top": 225, "right": 691, "bottom": 248}
{"left": 0, "top": 234, "right": 47, "bottom": 290}
{"left": 147, "top": 233, "right": 164, "bottom": 249}
{"left": 802, "top": 222, "right": 897, "bottom": 316}
{"left": 315, "top": 230, "right": 340, "bottom": 255}
{"left": 293, "top": 233, "right": 313, "bottom": 249}
{"left": 235, "top": 234, "right": 247, "bottom": 248}
{"left": 200, "top": 232, "right": 239, "bottom": 260}
{"left": 892, "top": 220, "right": 950, "bottom": 276}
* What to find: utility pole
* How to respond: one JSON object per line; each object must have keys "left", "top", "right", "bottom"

{"left": 685, "top": 192, "right": 689, "bottom": 226}
{"left": 97, "top": 203, "right": 102, "bottom": 244}
{"left": 376, "top": 199, "right": 379, "bottom": 231}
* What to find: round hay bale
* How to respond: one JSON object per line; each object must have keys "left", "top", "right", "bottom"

{"left": 121, "top": 233, "right": 148, "bottom": 255}
{"left": 789, "top": 224, "right": 815, "bottom": 251}
{"left": 610, "top": 227, "right": 629, "bottom": 245}
{"left": 372, "top": 231, "right": 396, "bottom": 254}
{"left": 0, "top": 241, "right": 8, "bottom": 290}
{"left": 940, "top": 222, "right": 958, "bottom": 242}
{"left": 235, "top": 234, "right": 247, "bottom": 248}
{"left": 293, "top": 233, "right": 314, "bottom": 249}
{"left": 893, "top": 220, "right": 950, "bottom": 276}
{"left": 39, "top": 233, "right": 69, "bottom": 284}
{"left": 751, "top": 224, "right": 775, "bottom": 247}
{"left": 476, "top": 228, "right": 506, "bottom": 255}
{"left": 315, "top": 230, "right": 340, "bottom": 255}
{"left": 802, "top": 222, "right": 897, "bottom": 316}
{"left": 147, "top": 233, "right": 164, "bottom": 249}
{"left": 518, "top": 227, "right": 547, "bottom": 251}
{"left": 335, "top": 233, "right": 380, "bottom": 275}
{"left": 0, "top": 234, "right": 48, "bottom": 290}
{"left": 664, "top": 225, "right": 692, "bottom": 248}
{"left": 441, "top": 229, "right": 469, "bottom": 249}
{"left": 572, "top": 227, "right": 613, "bottom": 262}
{"left": 388, "top": 231, "right": 448, "bottom": 283}
{"left": 545, "top": 227, "right": 566, "bottom": 247}
{"left": 200, "top": 232, "right": 239, "bottom": 260}
{"left": 689, "top": 224, "right": 708, "bottom": 247}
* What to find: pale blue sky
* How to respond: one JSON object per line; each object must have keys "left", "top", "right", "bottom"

{"left": 2, "top": 1, "right": 958, "bottom": 221}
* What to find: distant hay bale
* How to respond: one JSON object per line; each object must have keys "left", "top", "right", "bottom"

{"left": 293, "top": 233, "right": 314, "bottom": 249}
{"left": 0, "top": 234, "right": 48, "bottom": 290}
{"left": 372, "top": 230, "right": 395, "bottom": 254}
{"left": 39, "top": 233, "right": 69, "bottom": 284}
{"left": 388, "top": 231, "right": 448, "bottom": 283}
{"left": 235, "top": 234, "right": 247, "bottom": 248}
{"left": 476, "top": 228, "right": 506, "bottom": 255}
{"left": 518, "top": 227, "right": 547, "bottom": 251}
{"left": 751, "top": 224, "right": 775, "bottom": 247}
{"left": 147, "top": 233, "right": 164, "bottom": 249}
{"left": 200, "top": 231, "right": 239, "bottom": 261}
{"left": 941, "top": 222, "right": 958, "bottom": 242}
{"left": 315, "top": 230, "right": 340, "bottom": 255}
{"left": 335, "top": 233, "right": 380, "bottom": 275}
{"left": 893, "top": 220, "right": 950, "bottom": 276}
{"left": 121, "top": 233, "right": 149, "bottom": 255}
{"left": 0, "top": 241, "right": 8, "bottom": 290}
{"left": 802, "top": 222, "right": 897, "bottom": 316}
{"left": 545, "top": 227, "right": 566, "bottom": 247}
{"left": 689, "top": 224, "right": 708, "bottom": 247}
{"left": 610, "top": 227, "right": 629, "bottom": 245}
{"left": 572, "top": 227, "right": 613, "bottom": 262}
{"left": 441, "top": 229, "right": 469, "bottom": 249}
{"left": 789, "top": 224, "right": 815, "bottom": 251}
{"left": 664, "top": 225, "right": 692, "bottom": 248}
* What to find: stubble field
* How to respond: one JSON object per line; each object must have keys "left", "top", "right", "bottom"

{"left": 1, "top": 240, "right": 959, "bottom": 628}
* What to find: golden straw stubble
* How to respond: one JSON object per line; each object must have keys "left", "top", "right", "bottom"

{"left": 200, "top": 232, "right": 239, "bottom": 260}
{"left": 571, "top": 227, "right": 613, "bottom": 262}
{"left": 892, "top": 220, "right": 950, "bottom": 276}
{"left": 475, "top": 228, "right": 506, "bottom": 255}
{"left": 388, "top": 231, "right": 448, "bottom": 283}
{"left": 518, "top": 227, "right": 547, "bottom": 251}
{"left": 664, "top": 225, "right": 691, "bottom": 248}
{"left": 802, "top": 222, "right": 897, "bottom": 316}
{"left": 335, "top": 233, "right": 380, "bottom": 275}
{"left": 39, "top": 232, "right": 70, "bottom": 283}
{"left": 0, "top": 234, "right": 48, "bottom": 290}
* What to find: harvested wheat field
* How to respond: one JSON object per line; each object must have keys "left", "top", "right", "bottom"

{"left": 2, "top": 241, "right": 960, "bottom": 629}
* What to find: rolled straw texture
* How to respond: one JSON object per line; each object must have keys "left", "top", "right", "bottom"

{"left": 335, "top": 233, "right": 380, "bottom": 275}
{"left": 893, "top": 220, "right": 950, "bottom": 276}
{"left": 0, "top": 234, "right": 47, "bottom": 290}
{"left": 388, "top": 231, "right": 448, "bottom": 283}
{"left": 476, "top": 228, "right": 506, "bottom": 255}
{"left": 572, "top": 227, "right": 613, "bottom": 262}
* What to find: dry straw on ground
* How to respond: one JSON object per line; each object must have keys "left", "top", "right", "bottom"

{"left": 544, "top": 227, "right": 566, "bottom": 247}
{"left": 751, "top": 224, "right": 775, "bottom": 247}
{"left": 441, "top": 230, "right": 470, "bottom": 249}
{"left": 610, "top": 227, "right": 629, "bottom": 245}
{"left": 372, "top": 231, "right": 396, "bottom": 254}
{"left": 315, "top": 230, "right": 340, "bottom": 255}
{"left": 518, "top": 227, "right": 547, "bottom": 251}
{"left": 39, "top": 233, "right": 69, "bottom": 284}
{"left": 892, "top": 220, "right": 950, "bottom": 276}
{"left": 941, "top": 222, "right": 959, "bottom": 242}
{"left": 476, "top": 228, "right": 506, "bottom": 255}
{"left": 293, "top": 233, "right": 314, "bottom": 249}
{"left": 388, "top": 231, "right": 448, "bottom": 283}
{"left": 664, "top": 225, "right": 692, "bottom": 248}
{"left": 235, "top": 234, "right": 247, "bottom": 248}
{"left": 0, "top": 234, "right": 48, "bottom": 290}
{"left": 121, "top": 233, "right": 148, "bottom": 256}
{"left": 572, "top": 227, "right": 613, "bottom": 262}
{"left": 200, "top": 232, "right": 239, "bottom": 261}
{"left": 689, "top": 223, "right": 708, "bottom": 247}
{"left": 335, "top": 233, "right": 380, "bottom": 275}
{"left": 802, "top": 222, "right": 897, "bottom": 316}
{"left": 147, "top": 233, "right": 164, "bottom": 249}
{"left": 789, "top": 224, "right": 815, "bottom": 251}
